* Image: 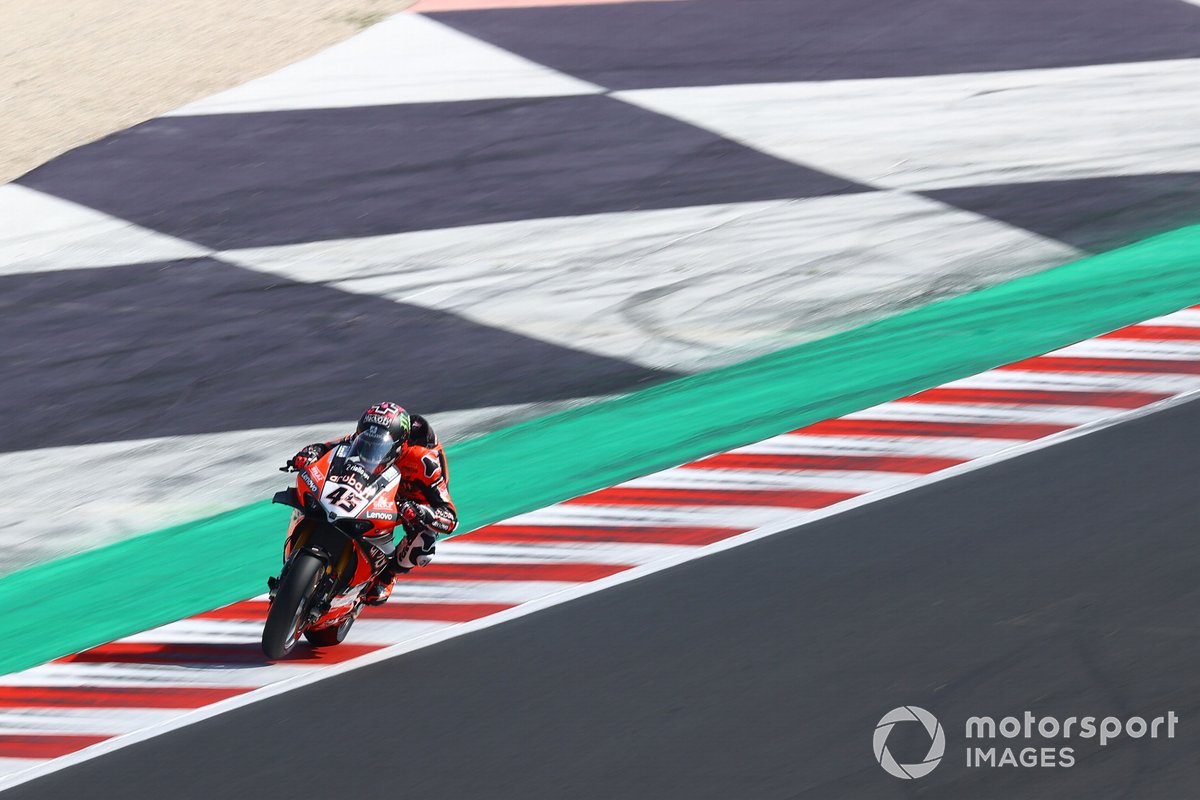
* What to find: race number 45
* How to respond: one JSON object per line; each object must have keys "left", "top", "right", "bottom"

{"left": 326, "top": 486, "right": 359, "bottom": 512}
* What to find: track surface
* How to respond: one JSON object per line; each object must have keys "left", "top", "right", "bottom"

{"left": 12, "top": 397, "right": 1199, "bottom": 798}
{"left": 12, "top": 0, "right": 1200, "bottom": 450}
{"left": 7, "top": 0, "right": 1200, "bottom": 567}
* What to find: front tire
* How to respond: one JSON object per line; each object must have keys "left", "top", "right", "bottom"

{"left": 262, "top": 552, "right": 325, "bottom": 660}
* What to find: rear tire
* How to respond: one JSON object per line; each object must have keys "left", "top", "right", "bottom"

{"left": 304, "top": 612, "right": 356, "bottom": 647}
{"left": 262, "top": 552, "right": 324, "bottom": 660}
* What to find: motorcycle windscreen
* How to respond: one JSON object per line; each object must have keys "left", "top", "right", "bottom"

{"left": 346, "top": 428, "right": 395, "bottom": 475}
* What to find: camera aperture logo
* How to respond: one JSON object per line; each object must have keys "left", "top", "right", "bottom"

{"left": 873, "top": 706, "right": 945, "bottom": 779}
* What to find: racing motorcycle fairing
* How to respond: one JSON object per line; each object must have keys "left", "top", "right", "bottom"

{"left": 295, "top": 447, "right": 404, "bottom": 533}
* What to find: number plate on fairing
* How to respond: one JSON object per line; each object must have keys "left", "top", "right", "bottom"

{"left": 319, "top": 461, "right": 400, "bottom": 520}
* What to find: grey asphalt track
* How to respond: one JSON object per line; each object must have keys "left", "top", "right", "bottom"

{"left": 433, "top": 0, "right": 1200, "bottom": 87}
{"left": 12, "top": 395, "right": 1199, "bottom": 798}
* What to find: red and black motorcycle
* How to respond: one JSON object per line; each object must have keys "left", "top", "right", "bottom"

{"left": 263, "top": 441, "right": 411, "bottom": 659}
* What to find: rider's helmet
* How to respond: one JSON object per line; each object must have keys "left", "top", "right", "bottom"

{"left": 348, "top": 402, "right": 412, "bottom": 475}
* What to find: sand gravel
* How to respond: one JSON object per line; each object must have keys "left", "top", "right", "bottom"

{"left": 0, "top": 0, "right": 415, "bottom": 183}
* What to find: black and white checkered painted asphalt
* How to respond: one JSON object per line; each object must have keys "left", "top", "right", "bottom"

{"left": 2, "top": 0, "right": 1199, "bottom": 566}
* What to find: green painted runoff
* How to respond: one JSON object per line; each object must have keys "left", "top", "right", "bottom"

{"left": 3, "top": 224, "right": 1199, "bottom": 674}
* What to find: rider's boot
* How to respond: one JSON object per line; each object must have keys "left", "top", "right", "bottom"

{"left": 365, "top": 567, "right": 397, "bottom": 606}
{"left": 365, "top": 530, "right": 436, "bottom": 606}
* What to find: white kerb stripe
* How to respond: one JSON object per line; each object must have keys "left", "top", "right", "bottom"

{"left": 622, "top": 467, "right": 913, "bottom": 493}
{"left": 0, "top": 709, "right": 182, "bottom": 738}
{"left": 435, "top": 540, "right": 696, "bottom": 566}
{"left": 737, "top": 433, "right": 1016, "bottom": 460}
{"left": 384, "top": 581, "right": 584, "bottom": 605}
{"left": 507, "top": 504, "right": 806, "bottom": 529}
{"left": 0, "top": 662, "right": 319, "bottom": 690}
{"left": 1049, "top": 338, "right": 1200, "bottom": 361}
{"left": 1138, "top": 308, "right": 1200, "bottom": 328}
{"left": 943, "top": 369, "right": 1200, "bottom": 395}
{"left": 844, "top": 401, "right": 1119, "bottom": 426}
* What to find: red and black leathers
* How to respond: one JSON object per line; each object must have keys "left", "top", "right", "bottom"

{"left": 288, "top": 413, "right": 457, "bottom": 549}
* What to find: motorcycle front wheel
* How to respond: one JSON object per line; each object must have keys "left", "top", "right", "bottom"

{"left": 262, "top": 552, "right": 325, "bottom": 660}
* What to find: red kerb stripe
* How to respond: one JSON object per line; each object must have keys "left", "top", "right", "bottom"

{"left": 198, "top": 600, "right": 515, "bottom": 623}
{"left": 793, "top": 418, "right": 1067, "bottom": 440}
{"left": 571, "top": 486, "right": 857, "bottom": 509}
{"left": 0, "top": 686, "right": 249, "bottom": 709}
{"left": 683, "top": 452, "right": 962, "bottom": 474}
{"left": 1000, "top": 356, "right": 1200, "bottom": 375}
{"left": 403, "top": 562, "right": 629, "bottom": 583}
{"left": 466, "top": 524, "right": 743, "bottom": 546}
{"left": 0, "top": 734, "right": 109, "bottom": 759}
{"left": 58, "top": 641, "right": 380, "bottom": 666}
{"left": 905, "top": 386, "right": 1168, "bottom": 409}
{"left": 194, "top": 601, "right": 271, "bottom": 621}
{"left": 1101, "top": 325, "right": 1200, "bottom": 341}
{"left": 365, "top": 602, "right": 514, "bottom": 621}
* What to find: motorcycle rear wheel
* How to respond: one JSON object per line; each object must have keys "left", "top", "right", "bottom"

{"left": 262, "top": 552, "right": 324, "bottom": 660}
{"left": 304, "top": 611, "right": 357, "bottom": 647}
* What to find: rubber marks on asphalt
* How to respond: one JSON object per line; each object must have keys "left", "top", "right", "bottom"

{"left": 217, "top": 194, "right": 1080, "bottom": 371}
{"left": 2, "top": 303, "right": 1200, "bottom": 786}
{"left": 616, "top": 60, "right": 1200, "bottom": 190}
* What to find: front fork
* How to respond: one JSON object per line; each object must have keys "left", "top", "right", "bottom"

{"left": 268, "top": 539, "right": 355, "bottom": 629}
{"left": 269, "top": 511, "right": 308, "bottom": 601}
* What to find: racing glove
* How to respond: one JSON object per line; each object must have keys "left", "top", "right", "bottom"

{"left": 397, "top": 501, "right": 434, "bottom": 532}
{"left": 281, "top": 443, "right": 327, "bottom": 472}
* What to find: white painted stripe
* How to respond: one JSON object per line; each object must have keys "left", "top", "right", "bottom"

{"left": 219, "top": 193, "right": 1078, "bottom": 372}
{"left": 168, "top": 15, "right": 601, "bottom": 115}
{"left": 1138, "top": 308, "right": 1200, "bottom": 328}
{"left": 5, "top": 383, "right": 1195, "bottom": 792}
{"left": 119, "top": 621, "right": 264, "bottom": 645}
{"left": 0, "top": 709, "right": 180, "bottom": 738}
{"left": 120, "top": 615, "right": 452, "bottom": 647}
{"left": 0, "top": 663, "right": 315, "bottom": 690}
{"left": 436, "top": 540, "right": 695, "bottom": 566}
{"left": 0, "top": 185, "right": 209, "bottom": 276}
{"left": 508, "top": 504, "right": 805, "bottom": 529}
{"left": 242, "top": 581, "right": 587, "bottom": 607}
{"left": 616, "top": 59, "right": 1200, "bottom": 189}
{"left": 944, "top": 369, "right": 1200, "bottom": 395}
{"left": 845, "top": 401, "right": 1118, "bottom": 426}
{"left": 0, "top": 761, "right": 45, "bottom": 777}
{"left": 736, "top": 433, "right": 1016, "bottom": 460}
{"left": 1049, "top": 338, "right": 1200, "bottom": 361}
{"left": 622, "top": 467, "right": 912, "bottom": 493}
{"left": 385, "top": 581, "right": 583, "bottom": 605}
{"left": 343, "top": 620, "right": 459, "bottom": 642}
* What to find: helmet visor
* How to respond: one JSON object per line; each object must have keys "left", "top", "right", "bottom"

{"left": 347, "top": 428, "right": 396, "bottom": 474}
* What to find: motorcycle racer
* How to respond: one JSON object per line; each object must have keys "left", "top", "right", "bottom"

{"left": 283, "top": 402, "right": 457, "bottom": 605}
